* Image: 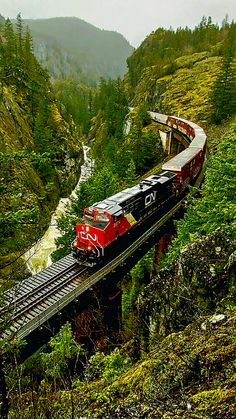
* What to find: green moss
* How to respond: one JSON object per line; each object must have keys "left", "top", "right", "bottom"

{"left": 38, "top": 314, "right": 233, "bottom": 419}
{"left": 160, "top": 57, "right": 221, "bottom": 121}
{"left": 192, "top": 388, "right": 236, "bottom": 418}
{"left": 131, "top": 54, "right": 223, "bottom": 124}
{"left": 174, "top": 51, "right": 210, "bottom": 69}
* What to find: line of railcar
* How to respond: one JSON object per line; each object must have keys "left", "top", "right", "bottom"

{"left": 72, "top": 111, "right": 207, "bottom": 266}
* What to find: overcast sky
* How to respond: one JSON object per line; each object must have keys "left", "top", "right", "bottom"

{"left": 0, "top": 0, "right": 235, "bottom": 46}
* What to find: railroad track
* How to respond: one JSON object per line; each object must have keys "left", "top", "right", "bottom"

{"left": 11, "top": 266, "right": 88, "bottom": 321}
{"left": 4, "top": 254, "right": 78, "bottom": 307}
{"left": 3, "top": 254, "right": 91, "bottom": 338}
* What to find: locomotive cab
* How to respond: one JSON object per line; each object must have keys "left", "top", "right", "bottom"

{"left": 72, "top": 208, "right": 111, "bottom": 265}
{"left": 72, "top": 200, "right": 134, "bottom": 266}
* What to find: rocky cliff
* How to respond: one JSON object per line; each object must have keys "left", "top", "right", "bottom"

{"left": 0, "top": 85, "right": 82, "bottom": 283}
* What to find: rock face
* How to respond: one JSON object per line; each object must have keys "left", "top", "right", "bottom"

{"left": 142, "top": 230, "right": 235, "bottom": 344}
{"left": 129, "top": 54, "right": 222, "bottom": 122}
{"left": 36, "top": 311, "right": 235, "bottom": 419}
{"left": 0, "top": 84, "right": 82, "bottom": 282}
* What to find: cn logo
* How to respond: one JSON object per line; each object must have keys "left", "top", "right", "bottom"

{"left": 145, "top": 191, "right": 157, "bottom": 207}
{"left": 80, "top": 232, "right": 98, "bottom": 242}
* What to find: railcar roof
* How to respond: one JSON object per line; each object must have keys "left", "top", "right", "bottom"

{"left": 162, "top": 147, "right": 201, "bottom": 171}
{"left": 189, "top": 134, "right": 206, "bottom": 149}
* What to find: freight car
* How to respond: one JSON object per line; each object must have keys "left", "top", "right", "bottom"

{"left": 72, "top": 112, "right": 207, "bottom": 266}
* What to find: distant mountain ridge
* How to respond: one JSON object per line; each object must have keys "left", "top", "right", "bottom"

{"left": 23, "top": 17, "right": 134, "bottom": 84}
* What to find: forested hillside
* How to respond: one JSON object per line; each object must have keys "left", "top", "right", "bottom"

{"left": 125, "top": 17, "right": 236, "bottom": 124}
{"left": 1, "top": 15, "right": 236, "bottom": 419}
{"left": 23, "top": 17, "right": 134, "bottom": 84}
{"left": 0, "top": 16, "right": 82, "bottom": 282}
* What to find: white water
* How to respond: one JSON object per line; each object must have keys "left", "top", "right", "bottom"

{"left": 23, "top": 146, "right": 94, "bottom": 274}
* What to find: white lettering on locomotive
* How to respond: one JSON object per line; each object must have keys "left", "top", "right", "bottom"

{"left": 80, "top": 232, "right": 98, "bottom": 242}
{"left": 145, "top": 191, "right": 157, "bottom": 207}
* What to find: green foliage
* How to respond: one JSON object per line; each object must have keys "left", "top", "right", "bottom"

{"left": 125, "top": 158, "right": 137, "bottom": 185}
{"left": 53, "top": 79, "right": 92, "bottom": 134}
{"left": 128, "top": 127, "right": 163, "bottom": 175}
{"left": 124, "top": 105, "right": 164, "bottom": 175}
{"left": 92, "top": 77, "right": 128, "bottom": 140}
{"left": 4, "top": 324, "right": 85, "bottom": 418}
{"left": 165, "top": 125, "right": 236, "bottom": 264}
{"left": 22, "top": 313, "right": 234, "bottom": 419}
{"left": 91, "top": 99, "right": 163, "bottom": 177}
{"left": 0, "top": 16, "right": 49, "bottom": 93}
{"left": 33, "top": 98, "right": 54, "bottom": 152}
{"left": 131, "top": 248, "right": 155, "bottom": 283}
{"left": 88, "top": 78, "right": 133, "bottom": 177}
{"left": 210, "top": 36, "right": 236, "bottom": 123}
{"left": 0, "top": 208, "right": 39, "bottom": 236}
{"left": 5, "top": 313, "right": 236, "bottom": 418}
{"left": 0, "top": 17, "right": 82, "bottom": 280}
{"left": 40, "top": 323, "right": 80, "bottom": 385}
{"left": 85, "top": 347, "right": 132, "bottom": 383}
{"left": 126, "top": 18, "right": 236, "bottom": 95}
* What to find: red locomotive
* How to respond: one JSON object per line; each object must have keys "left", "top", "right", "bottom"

{"left": 72, "top": 112, "right": 207, "bottom": 266}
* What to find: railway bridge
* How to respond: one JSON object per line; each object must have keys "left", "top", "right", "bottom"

{"left": 2, "top": 110, "right": 206, "bottom": 356}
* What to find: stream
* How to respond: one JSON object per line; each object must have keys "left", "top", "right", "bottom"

{"left": 24, "top": 146, "right": 94, "bottom": 274}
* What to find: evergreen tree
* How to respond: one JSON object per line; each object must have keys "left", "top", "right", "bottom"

{"left": 210, "top": 41, "right": 236, "bottom": 123}
{"left": 53, "top": 80, "right": 92, "bottom": 134}
{"left": 125, "top": 158, "right": 136, "bottom": 185}
{"left": 22, "top": 26, "right": 35, "bottom": 75}
{"left": 33, "top": 98, "right": 54, "bottom": 152}
{"left": 2, "top": 19, "right": 16, "bottom": 81}
{"left": 16, "top": 13, "right": 24, "bottom": 59}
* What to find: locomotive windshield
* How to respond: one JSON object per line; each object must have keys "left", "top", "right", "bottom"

{"left": 82, "top": 212, "right": 110, "bottom": 229}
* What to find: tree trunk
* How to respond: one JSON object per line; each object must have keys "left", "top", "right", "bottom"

{"left": 0, "top": 355, "right": 9, "bottom": 419}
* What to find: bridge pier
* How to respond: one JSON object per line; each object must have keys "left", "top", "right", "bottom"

{"left": 159, "top": 129, "right": 173, "bottom": 156}
{"left": 152, "top": 230, "right": 174, "bottom": 276}
{"left": 161, "top": 129, "right": 185, "bottom": 156}
{"left": 166, "top": 129, "right": 173, "bottom": 155}
{"left": 74, "top": 279, "right": 122, "bottom": 350}
{"left": 0, "top": 355, "right": 8, "bottom": 419}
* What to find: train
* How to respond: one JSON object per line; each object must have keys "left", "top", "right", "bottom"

{"left": 72, "top": 111, "right": 207, "bottom": 266}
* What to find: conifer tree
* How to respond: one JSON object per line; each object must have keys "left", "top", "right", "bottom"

{"left": 210, "top": 30, "right": 236, "bottom": 124}
{"left": 2, "top": 19, "right": 16, "bottom": 80}
{"left": 33, "top": 98, "right": 53, "bottom": 152}
{"left": 16, "top": 13, "right": 24, "bottom": 58}
{"left": 125, "top": 158, "right": 136, "bottom": 185}
{"left": 23, "top": 26, "right": 34, "bottom": 71}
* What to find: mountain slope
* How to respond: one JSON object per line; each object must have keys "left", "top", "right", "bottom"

{"left": 23, "top": 17, "right": 134, "bottom": 83}
{"left": 0, "top": 18, "right": 82, "bottom": 282}
{"left": 125, "top": 20, "right": 236, "bottom": 124}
